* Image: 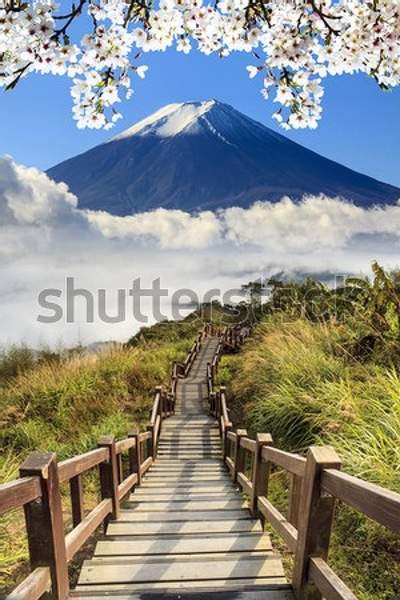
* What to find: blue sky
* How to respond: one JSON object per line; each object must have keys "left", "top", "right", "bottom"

{"left": 1, "top": 49, "right": 399, "bottom": 186}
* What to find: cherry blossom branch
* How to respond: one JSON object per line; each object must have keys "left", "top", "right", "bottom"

{"left": 1, "top": 0, "right": 399, "bottom": 130}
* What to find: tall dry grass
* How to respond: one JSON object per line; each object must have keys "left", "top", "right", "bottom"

{"left": 218, "top": 316, "right": 400, "bottom": 600}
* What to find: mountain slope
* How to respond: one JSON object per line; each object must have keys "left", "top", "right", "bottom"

{"left": 47, "top": 100, "right": 400, "bottom": 215}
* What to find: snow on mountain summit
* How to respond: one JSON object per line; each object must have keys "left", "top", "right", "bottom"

{"left": 112, "top": 100, "right": 219, "bottom": 140}
{"left": 47, "top": 100, "right": 400, "bottom": 216}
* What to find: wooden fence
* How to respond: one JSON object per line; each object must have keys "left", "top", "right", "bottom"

{"left": 2, "top": 321, "right": 399, "bottom": 600}
{"left": 209, "top": 327, "right": 400, "bottom": 600}
{"left": 0, "top": 325, "right": 213, "bottom": 600}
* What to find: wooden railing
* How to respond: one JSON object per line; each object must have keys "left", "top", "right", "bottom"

{"left": 209, "top": 326, "right": 400, "bottom": 600}
{"left": 0, "top": 327, "right": 208, "bottom": 600}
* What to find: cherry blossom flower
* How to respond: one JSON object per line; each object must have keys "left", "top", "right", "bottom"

{"left": 1, "top": 0, "right": 400, "bottom": 130}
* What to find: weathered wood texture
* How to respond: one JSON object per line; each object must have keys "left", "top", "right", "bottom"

{"left": 3, "top": 325, "right": 400, "bottom": 600}
{"left": 74, "top": 336, "right": 289, "bottom": 598}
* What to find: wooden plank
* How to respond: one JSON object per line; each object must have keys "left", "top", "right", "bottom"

{"left": 96, "top": 534, "right": 272, "bottom": 556}
{"left": 241, "top": 438, "right": 256, "bottom": 453}
{"left": 118, "top": 472, "right": 138, "bottom": 501}
{"left": 321, "top": 468, "right": 400, "bottom": 533}
{"left": 140, "top": 456, "right": 153, "bottom": 476}
{"left": 79, "top": 555, "right": 285, "bottom": 584}
{"left": 113, "top": 509, "right": 252, "bottom": 522}
{"left": 58, "top": 448, "right": 108, "bottom": 483}
{"left": 158, "top": 444, "right": 220, "bottom": 449}
{"left": 308, "top": 557, "right": 358, "bottom": 600}
{"left": 257, "top": 497, "right": 297, "bottom": 553}
{"left": 150, "top": 461, "right": 227, "bottom": 474}
{"left": 115, "top": 438, "right": 136, "bottom": 455}
{"left": 66, "top": 499, "right": 112, "bottom": 562}
{"left": 0, "top": 476, "right": 41, "bottom": 515}
{"left": 71, "top": 588, "right": 293, "bottom": 599}
{"left": 123, "top": 500, "right": 247, "bottom": 511}
{"left": 5, "top": 567, "right": 51, "bottom": 600}
{"left": 72, "top": 579, "right": 290, "bottom": 595}
{"left": 107, "top": 520, "right": 263, "bottom": 536}
{"left": 136, "top": 485, "right": 236, "bottom": 493}
{"left": 226, "top": 456, "right": 235, "bottom": 476}
{"left": 262, "top": 447, "right": 306, "bottom": 478}
{"left": 142, "top": 476, "right": 230, "bottom": 482}
{"left": 132, "top": 492, "right": 237, "bottom": 500}
{"left": 237, "top": 472, "right": 253, "bottom": 497}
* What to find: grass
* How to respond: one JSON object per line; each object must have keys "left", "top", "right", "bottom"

{"left": 217, "top": 315, "right": 400, "bottom": 600}
{"left": 0, "top": 321, "right": 197, "bottom": 595}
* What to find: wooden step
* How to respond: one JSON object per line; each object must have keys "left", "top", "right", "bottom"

{"left": 71, "top": 588, "right": 293, "bottom": 599}
{"left": 107, "top": 519, "right": 263, "bottom": 536}
{"left": 112, "top": 510, "right": 253, "bottom": 522}
{"left": 95, "top": 533, "right": 272, "bottom": 557}
{"left": 141, "top": 482, "right": 233, "bottom": 489}
{"left": 158, "top": 440, "right": 219, "bottom": 445}
{"left": 139, "top": 484, "right": 235, "bottom": 491}
{"left": 148, "top": 464, "right": 225, "bottom": 471}
{"left": 78, "top": 554, "right": 285, "bottom": 586}
{"left": 124, "top": 500, "right": 247, "bottom": 512}
{"left": 143, "top": 474, "right": 230, "bottom": 481}
{"left": 131, "top": 492, "right": 239, "bottom": 501}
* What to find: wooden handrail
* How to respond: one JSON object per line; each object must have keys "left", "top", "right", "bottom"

{"left": 58, "top": 448, "right": 109, "bottom": 483}
{"left": 240, "top": 437, "right": 256, "bottom": 453}
{"left": 208, "top": 324, "right": 400, "bottom": 600}
{"left": 0, "top": 476, "right": 42, "bottom": 514}
{"left": 262, "top": 446, "right": 306, "bottom": 477}
{"left": 308, "top": 557, "right": 358, "bottom": 600}
{"left": 321, "top": 468, "right": 400, "bottom": 533}
{"left": 4, "top": 567, "right": 51, "bottom": 600}
{"left": 1, "top": 323, "right": 212, "bottom": 600}
{"left": 65, "top": 498, "right": 112, "bottom": 562}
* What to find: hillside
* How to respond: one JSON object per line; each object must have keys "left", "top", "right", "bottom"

{"left": 47, "top": 100, "right": 400, "bottom": 215}
{"left": 216, "top": 270, "right": 400, "bottom": 600}
{"left": 1, "top": 280, "right": 399, "bottom": 598}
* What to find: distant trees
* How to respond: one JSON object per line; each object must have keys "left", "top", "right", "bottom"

{"left": 240, "top": 263, "right": 400, "bottom": 360}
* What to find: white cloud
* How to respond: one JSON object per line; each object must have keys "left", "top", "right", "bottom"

{"left": 1, "top": 156, "right": 400, "bottom": 347}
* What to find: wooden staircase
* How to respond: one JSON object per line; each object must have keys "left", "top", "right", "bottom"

{"left": 71, "top": 337, "right": 293, "bottom": 599}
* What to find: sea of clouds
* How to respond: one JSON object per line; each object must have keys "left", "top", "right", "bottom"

{"left": 1, "top": 155, "right": 400, "bottom": 347}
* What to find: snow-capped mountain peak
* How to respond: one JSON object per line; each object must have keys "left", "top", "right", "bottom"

{"left": 112, "top": 100, "right": 219, "bottom": 140}
{"left": 47, "top": 99, "right": 400, "bottom": 216}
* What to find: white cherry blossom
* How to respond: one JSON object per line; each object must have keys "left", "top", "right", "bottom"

{"left": 1, "top": 0, "right": 400, "bottom": 130}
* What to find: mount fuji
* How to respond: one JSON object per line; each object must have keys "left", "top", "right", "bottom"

{"left": 47, "top": 100, "right": 400, "bottom": 215}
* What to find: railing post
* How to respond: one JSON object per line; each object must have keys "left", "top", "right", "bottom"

{"left": 20, "top": 452, "right": 69, "bottom": 600}
{"left": 70, "top": 475, "right": 84, "bottom": 528}
{"left": 98, "top": 436, "right": 120, "bottom": 520}
{"left": 288, "top": 473, "right": 303, "bottom": 529}
{"left": 223, "top": 422, "right": 232, "bottom": 462}
{"left": 292, "top": 446, "right": 341, "bottom": 600}
{"left": 233, "top": 429, "right": 247, "bottom": 483}
{"left": 168, "top": 391, "right": 175, "bottom": 415}
{"left": 128, "top": 429, "right": 141, "bottom": 486}
{"left": 155, "top": 385, "right": 163, "bottom": 420}
{"left": 251, "top": 433, "right": 273, "bottom": 516}
{"left": 147, "top": 423, "right": 156, "bottom": 460}
{"left": 209, "top": 391, "right": 216, "bottom": 416}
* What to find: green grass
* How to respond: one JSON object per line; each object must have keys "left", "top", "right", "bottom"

{"left": 0, "top": 323, "right": 197, "bottom": 594}
{"left": 217, "top": 316, "right": 400, "bottom": 600}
